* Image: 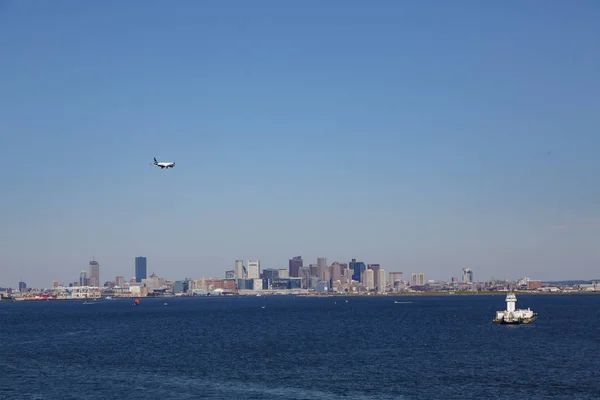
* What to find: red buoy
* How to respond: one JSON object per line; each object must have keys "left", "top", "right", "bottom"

{"left": 134, "top": 299, "right": 140, "bottom": 305}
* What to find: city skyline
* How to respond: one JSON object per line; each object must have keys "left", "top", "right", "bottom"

{"left": 3, "top": 254, "right": 598, "bottom": 290}
{"left": 1, "top": 2, "right": 599, "bottom": 288}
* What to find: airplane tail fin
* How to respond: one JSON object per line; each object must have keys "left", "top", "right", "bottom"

{"left": 154, "top": 157, "right": 157, "bottom": 163}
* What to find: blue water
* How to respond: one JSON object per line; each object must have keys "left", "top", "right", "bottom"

{"left": 1, "top": 294, "right": 599, "bottom": 399}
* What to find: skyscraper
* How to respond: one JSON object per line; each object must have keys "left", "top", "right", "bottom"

{"left": 343, "top": 267, "right": 353, "bottom": 283}
{"left": 330, "top": 262, "right": 342, "bottom": 283}
{"left": 88, "top": 260, "right": 100, "bottom": 287}
{"left": 234, "top": 260, "right": 245, "bottom": 280}
{"left": 247, "top": 260, "right": 260, "bottom": 279}
{"left": 289, "top": 256, "right": 303, "bottom": 278}
{"left": 363, "top": 269, "right": 374, "bottom": 290}
{"left": 317, "top": 257, "right": 327, "bottom": 281}
{"left": 135, "top": 257, "right": 147, "bottom": 282}
{"left": 79, "top": 270, "right": 88, "bottom": 286}
{"left": 411, "top": 273, "right": 425, "bottom": 286}
{"left": 462, "top": 268, "right": 473, "bottom": 284}
{"left": 368, "top": 264, "right": 381, "bottom": 288}
{"left": 378, "top": 269, "right": 386, "bottom": 292}
{"left": 349, "top": 259, "right": 366, "bottom": 282}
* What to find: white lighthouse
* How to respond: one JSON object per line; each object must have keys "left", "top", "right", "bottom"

{"left": 506, "top": 292, "right": 516, "bottom": 313}
{"left": 493, "top": 292, "right": 537, "bottom": 324}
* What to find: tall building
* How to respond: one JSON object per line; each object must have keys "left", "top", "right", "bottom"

{"left": 225, "top": 270, "right": 235, "bottom": 279}
{"left": 462, "top": 268, "right": 473, "bottom": 284}
{"left": 363, "top": 269, "right": 374, "bottom": 290}
{"left": 389, "top": 272, "right": 403, "bottom": 286}
{"left": 52, "top": 280, "right": 61, "bottom": 289}
{"left": 343, "top": 267, "right": 353, "bottom": 283}
{"left": 135, "top": 257, "right": 147, "bottom": 282}
{"left": 330, "top": 262, "right": 342, "bottom": 284}
{"left": 88, "top": 260, "right": 100, "bottom": 287}
{"left": 368, "top": 264, "right": 381, "bottom": 288}
{"left": 234, "top": 260, "right": 245, "bottom": 280}
{"left": 18, "top": 281, "right": 27, "bottom": 291}
{"left": 289, "top": 256, "right": 303, "bottom": 278}
{"left": 317, "top": 257, "right": 327, "bottom": 281}
{"left": 79, "top": 270, "right": 88, "bottom": 286}
{"left": 378, "top": 269, "right": 387, "bottom": 292}
{"left": 234, "top": 260, "right": 246, "bottom": 290}
{"left": 247, "top": 260, "right": 260, "bottom": 279}
{"left": 349, "top": 259, "right": 366, "bottom": 282}
{"left": 411, "top": 273, "right": 425, "bottom": 286}
{"left": 115, "top": 276, "right": 125, "bottom": 287}
{"left": 339, "top": 263, "right": 348, "bottom": 278}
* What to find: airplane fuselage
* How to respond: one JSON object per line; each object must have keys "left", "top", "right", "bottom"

{"left": 153, "top": 157, "right": 175, "bottom": 169}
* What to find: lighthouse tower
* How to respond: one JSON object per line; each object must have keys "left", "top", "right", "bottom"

{"left": 505, "top": 292, "right": 517, "bottom": 313}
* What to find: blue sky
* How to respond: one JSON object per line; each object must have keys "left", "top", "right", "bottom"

{"left": 1, "top": 0, "right": 599, "bottom": 287}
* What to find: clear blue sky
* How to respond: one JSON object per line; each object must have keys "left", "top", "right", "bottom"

{"left": 1, "top": 0, "right": 599, "bottom": 288}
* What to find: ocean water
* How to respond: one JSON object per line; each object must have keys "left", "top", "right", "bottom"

{"left": 1, "top": 294, "right": 599, "bottom": 399}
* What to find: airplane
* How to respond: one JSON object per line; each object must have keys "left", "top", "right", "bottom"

{"left": 152, "top": 157, "right": 175, "bottom": 169}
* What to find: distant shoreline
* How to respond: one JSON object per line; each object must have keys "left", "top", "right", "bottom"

{"left": 2, "top": 290, "right": 599, "bottom": 302}
{"left": 295, "top": 291, "right": 600, "bottom": 297}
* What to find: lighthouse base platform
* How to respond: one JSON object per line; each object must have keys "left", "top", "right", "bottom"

{"left": 493, "top": 312, "right": 538, "bottom": 325}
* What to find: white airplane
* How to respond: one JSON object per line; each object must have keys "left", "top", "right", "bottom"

{"left": 152, "top": 157, "right": 175, "bottom": 169}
